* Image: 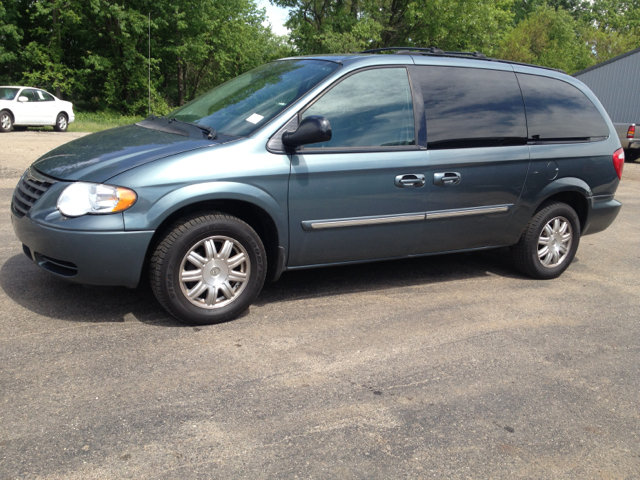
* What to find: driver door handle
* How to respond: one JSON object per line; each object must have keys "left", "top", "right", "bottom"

{"left": 434, "top": 172, "right": 461, "bottom": 186}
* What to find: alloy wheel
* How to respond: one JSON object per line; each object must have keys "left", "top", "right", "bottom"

{"left": 1, "top": 114, "right": 11, "bottom": 130}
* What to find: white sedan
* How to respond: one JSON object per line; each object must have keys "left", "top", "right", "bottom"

{"left": 0, "top": 86, "right": 75, "bottom": 132}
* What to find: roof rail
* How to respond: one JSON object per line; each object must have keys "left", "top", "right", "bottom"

{"left": 359, "top": 47, "right": 487, "bottom": 59}
{"left": 358, "top": 46, "right": 565, "bottom": 74}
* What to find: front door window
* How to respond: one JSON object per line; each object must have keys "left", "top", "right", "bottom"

{"left": 302, "top": 68, "right": 415, "bottom": 148}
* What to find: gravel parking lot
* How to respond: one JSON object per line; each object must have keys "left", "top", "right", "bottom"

{"left": 1, "top": 132, "right": 639, "bottom": 479}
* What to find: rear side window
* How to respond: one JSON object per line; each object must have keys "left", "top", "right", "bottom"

{"left": 302, "top": 68, "right": 415, "bottom": 148}
{"left": 516, "top": 74, "right": 609, "bottom": 142}
{"left": 21, "top": 90, "right": 37, "bottom": 102}
{"left": 37, "top": 91, "right": 55, "bottom": 101}
{"left": 417, "top": 66, "right": 527, "bottom": 150}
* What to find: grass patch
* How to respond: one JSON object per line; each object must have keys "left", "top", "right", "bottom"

{"left": 21, "top": 111, "right": 144, "bottom": 133}
{"left": 68, "top": 112, "right": 144, "bottom": 133}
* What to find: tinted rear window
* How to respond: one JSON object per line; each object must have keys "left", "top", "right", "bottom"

{"left": 516, "top": 74, "right": 609, "bottom": 141}
{"left": 417, "top": 66, "right": 527, "bottom": 150}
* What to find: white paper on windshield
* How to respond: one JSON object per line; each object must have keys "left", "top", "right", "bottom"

{"left": 246, "top": 113, "right": 264, "bottom": 124}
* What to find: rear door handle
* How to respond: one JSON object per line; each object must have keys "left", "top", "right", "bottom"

{"left": 434, "top": 172, "right": 461, "bottom": 186}
{"left": 395, "top": 174, "right": 425, "bottom": 188}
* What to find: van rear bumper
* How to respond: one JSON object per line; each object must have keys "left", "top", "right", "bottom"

{"left": 583, "top": 196, "right": 621, "bottom": 236}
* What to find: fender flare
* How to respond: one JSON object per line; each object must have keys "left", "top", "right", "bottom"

{"left": 126, "top": 181, "right": 288, "bottom": 251}
{"left": 532, "top": 177, "right": 593, "bottom": 210}
{"left": 0, "top": 108, "right": 15, "bottom": 122}
{"left": 504, "top": 177, "right": 593, "bottom": 244}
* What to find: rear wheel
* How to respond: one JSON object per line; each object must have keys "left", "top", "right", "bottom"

{"left": 511, "top": 202, "right": 580, "bottom": 279}
{"left": 54, "top": 113, "right": 68, "bottom": 132}
{"left": 150, "top": 213, "right": 267, "bottom": 325}
{"left": 0, "top": 110, "right": 13, "bottom": 132}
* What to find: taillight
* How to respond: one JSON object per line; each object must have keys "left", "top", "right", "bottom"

{"left": 613, "top": 148, "right": 625, "bottom": 180}
{"left": 627, "top": 124, "right": 636, "bottom": 139}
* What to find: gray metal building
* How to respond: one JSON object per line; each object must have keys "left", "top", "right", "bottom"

{"left": 573, "top": 47, "right": 640, "bottom": 124}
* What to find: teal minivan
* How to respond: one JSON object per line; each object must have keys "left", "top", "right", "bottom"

{"left": 11, "top": 48, "right": 624, "bottom": 324}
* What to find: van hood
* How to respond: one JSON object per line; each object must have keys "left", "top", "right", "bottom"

{"left": 33, "top": 124, "right": 231, "bottom": 183}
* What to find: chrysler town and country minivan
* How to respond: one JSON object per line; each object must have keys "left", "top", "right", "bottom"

{"left": 11, "top": 49, "right": 624, "bottom": 324}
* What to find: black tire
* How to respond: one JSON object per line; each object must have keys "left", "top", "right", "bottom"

{"left": 0, "top": 110, "right": 13, "bottom": 132}
{"left": 511, "top": 202, "right": 580, "bottom": 279}
{"left": 150, "top": 213, "right": 267, "bottom": 325}
{"left": 54, "top": 113, "right": 68, "bottom": 132}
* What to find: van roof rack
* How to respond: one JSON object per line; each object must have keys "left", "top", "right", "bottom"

{"left": 360, "top": 47, "right": 487, "bottom": 59}
{"left": 358, "top": 47, "right": 565, "bottom": 74}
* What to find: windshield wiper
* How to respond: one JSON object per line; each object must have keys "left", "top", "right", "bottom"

{"left": 168, "top": 118, "right": 217, "bottom": 140}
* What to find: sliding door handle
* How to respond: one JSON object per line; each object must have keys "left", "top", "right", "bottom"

{"left": 434, "top": 172, "right": 461, "bottom": 186}
{"left": 395, "top": 174, "right": 426, "bottom": 188}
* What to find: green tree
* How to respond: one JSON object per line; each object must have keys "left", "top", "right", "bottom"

{"left": 496, "top": 6, "right": 592, "bottom": 73}
{"left": 274, "top": 0, "right": 514, "bottom": 55}
{"left": 0, "top": 0, "right": 290, "bottom": 114}
{"left": 581, "top": 0, "right": 640, "bottom": 61}
{"left": 0, "top": 0, "right": 23, "bottom": 83}
{"left": 153, "top": 0, "right": 291, "bottom": 107}
{"left": 511, "top": 0, "right": 588, "bottom": 23}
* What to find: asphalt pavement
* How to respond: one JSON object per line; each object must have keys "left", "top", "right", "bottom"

{"left": 1, "top": 135, "right": 639, "bottom": 478}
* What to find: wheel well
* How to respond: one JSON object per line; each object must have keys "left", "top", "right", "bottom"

{"left": 142, "top": 200, "right": 282, "bottom": 283}
{"left": 536, "top": 191, "right": 589, "bottom": 233}
{"left": 0, "top": 109, "right": 14, "bottom": 121}
{"left": 57, "top": 112, "right": 68, "bottom": 119}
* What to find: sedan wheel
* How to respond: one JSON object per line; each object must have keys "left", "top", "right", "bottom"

{"left": 54, "top": 113, "right": 68, "bottom": 132}
{"left": 0, "top": 111, "right": 13, "bottom": 132}
{"left": 150, "top": 213, "right": 267, "bottom": 325}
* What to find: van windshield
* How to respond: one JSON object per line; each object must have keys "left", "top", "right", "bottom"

{"left": 167, "top": 60, "right": 340, "bottom": 137}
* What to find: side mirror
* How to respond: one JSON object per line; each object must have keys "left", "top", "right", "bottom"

{"left": 18, "top": 96, "right": 29, "bottom": 102}
{"left": 282, "top": 115, "right": 332, "bottom": 149}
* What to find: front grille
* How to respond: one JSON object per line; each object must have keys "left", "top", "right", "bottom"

{"left": 11, "top": 167, "right": 57, "bottom": 218}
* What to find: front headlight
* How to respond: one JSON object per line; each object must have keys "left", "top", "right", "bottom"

{"left": 57, "top": 182, "right": 137, "bottom": 217}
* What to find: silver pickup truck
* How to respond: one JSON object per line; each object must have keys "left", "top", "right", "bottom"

{"left": 615, "top": 123, "right": 640, "bottom": 160}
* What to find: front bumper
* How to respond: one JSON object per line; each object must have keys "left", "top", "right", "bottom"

{"left": 11, "top": 212, "right": 154, "bottom": 288}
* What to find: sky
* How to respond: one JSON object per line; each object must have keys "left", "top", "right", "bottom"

{"left": 257, "top": 0, "right": 291, "bottom": 36}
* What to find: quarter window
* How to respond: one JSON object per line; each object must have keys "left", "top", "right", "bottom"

{"left": 302, "top": 68, "right": 415, "bottom": 148}
{"left": 516, "top": 74, "right": 609, "bottom": 141}
{"left": 37, "top": 90, "right": 55, "bottom": 101}
{"left": 417, "top": 66, "right": 527, "bottom": 149}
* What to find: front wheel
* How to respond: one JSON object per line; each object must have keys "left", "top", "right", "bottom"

{"left": 150, "top": 214, "right": 267, "bottom": 325}
{"left": 54, "top": 113, "right": 68, "bottom": 132}
{"left": 0, "top": 110, "right": 13, "bottom": 132}
{"left": 511, "top": 202, "right": 580, "bottom": 279}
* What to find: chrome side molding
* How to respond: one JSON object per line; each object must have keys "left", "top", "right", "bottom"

{"left": 426, "top": 205, "right": 510, "bottom": 220}
{"left": 303, "top": 204, "right": 512, "bottom": 230}
{"left": 303, "top": 213, "right": 426, "bottom": 230}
